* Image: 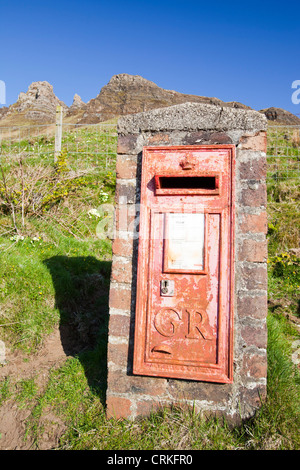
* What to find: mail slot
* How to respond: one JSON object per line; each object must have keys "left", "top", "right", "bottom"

{"left": 133, "top": 145, "right": 235, "bottom": 383}
{"left": 155, "top": 174, "right": 220, "bottom": 194}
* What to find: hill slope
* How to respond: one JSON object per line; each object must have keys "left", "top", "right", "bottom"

{"left": 260, "top": 107, "right": 300, "bottom": 125}
{"left": 0, "top": 74, "right": 299, "bottom": 126}
{"left": 76, "top": 73, "right": 251, "bottom": 124}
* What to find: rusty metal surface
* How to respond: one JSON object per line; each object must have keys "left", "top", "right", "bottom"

{"left": 133, "top": 145, "right": 235, "bottom": 383}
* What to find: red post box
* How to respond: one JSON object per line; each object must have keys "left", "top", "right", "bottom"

{"left": 133, "top": 145, "right": 235, "bottom": 383}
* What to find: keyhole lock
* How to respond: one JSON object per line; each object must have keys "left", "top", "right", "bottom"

{"left": 160, "top": 280, "right": 175, "bottom": 297}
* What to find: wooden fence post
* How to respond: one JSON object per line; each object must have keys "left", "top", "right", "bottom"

{"left": 54, "top": 105, "right": 63, "bottom": 163}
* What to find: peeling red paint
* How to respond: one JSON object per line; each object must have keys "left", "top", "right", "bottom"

{"left": 133, "top": 145, "right": 235, "bottom": 383}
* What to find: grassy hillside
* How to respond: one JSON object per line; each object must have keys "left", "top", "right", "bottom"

{"left": 0, "top": 125, "right": 299, "bottom": 450}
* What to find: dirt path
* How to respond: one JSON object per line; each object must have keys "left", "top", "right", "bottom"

{"left": 0, "top": 327, "right": 69, "bottom": 382}
{"left": 0, "top": 327, "right": 69, "bottom": 450}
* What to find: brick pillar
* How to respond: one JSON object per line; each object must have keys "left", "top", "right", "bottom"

{"left": 106, "top": 102, "right": 268, "bottom": 423}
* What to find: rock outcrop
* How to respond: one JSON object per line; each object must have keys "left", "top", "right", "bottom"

{"left": 2, "top": 81, "right": 67, "bottom": 125}
{"left": 78, "top": 73, "right": 251, "bottom": 124}
{"left": 259, "top": 107, "right": 300, "bottom": 125}
{"left": 68, "top": 94, "right": 86, "bottom": 113}
{"left": 0, "top": 107, "right": 8, "bottom": 120}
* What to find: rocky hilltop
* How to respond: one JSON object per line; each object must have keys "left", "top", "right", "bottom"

{"left": 0, "top": 74, "right": 299, "bottom": 126}
{"left": 77, "top": 73, "right": 251, "bottom": 124}
{"left": 260, "top": 107, "right": 300, "bottom": 125}
{"left": 1, "top": 81, "right": 68, "bottom": 126}
{"left": 66, "top": 93, "right": 86, "bottom": 117}
{"left": 0, "top": 107, "right": 8, "bottom": 121}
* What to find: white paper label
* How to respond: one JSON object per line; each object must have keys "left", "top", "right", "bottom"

{"left": 166, "top": 213, "right": 205, "bottom": 271}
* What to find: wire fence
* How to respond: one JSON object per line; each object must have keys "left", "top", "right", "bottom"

{"left": 267, "top": 125, "right": 300, "bottom": 182}
{"left": 0, "top": 123, "right": 118, "bottom": 174}
{"left": 0, "top": 122, "right": 299, "bottom": 181}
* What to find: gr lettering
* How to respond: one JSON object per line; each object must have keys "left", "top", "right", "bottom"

{"left": 154, "top": 307, "right": 213, "bottom": 340}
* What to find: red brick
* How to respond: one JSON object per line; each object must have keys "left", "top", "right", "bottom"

{"left": 240, "top": 322, "right": 267, "bottom": 349}
{"left": 183, "top": 131, "right": 232, "bottom": 145}
{"left": 136, "top": 400, "right": 163, "bottom": 417}
{"left": 117, "top": 134, "right": 138, "bottom": 154}
{"left": 115, "top": 181, "right": 136, "bottom": 204}
{"left": 242, "top": 354, "right": 267, "bottom": 379}
{"left": 116, "top": 157, "right": 137, "bottom": 179}
{"left": 111, "top": 257, "right": 132, "bottom": 283}
{"left": 108, "top": 372, "right": 166, "bottom": 396}
{"left": 107, "top": 342, "right": 129, "bottom": 368}
{"left": 148, "top": 133, "right": 170, "bottom": 144}
{"left": 168, "top": 380, "right": 231, "bottom": 402}
{"left": 239, "top": 131, "right": 267, "bottom": 152}
{"left": 106, "top": 396, "right": 132, "bottom": 419}
{"left": 237, "top": 295, "right": 267, "bottom": 319}
{"left": 108, "top": 314, "right": 131, "bottom": 338}
{"left": 240, "top": 265, "right": 267, "bottom": 290}
{"left": 209, "top": 132, "right": 233, "bottom": 144}
{"left": 115, "top": 205, "right": 137, "bottom": 233}
{"left": 109, "top": 285, "right": 131, "bottom": 310}
{"left": 112, "top": 238, "right": 133, "bottom": 257}
{"left": 240, "top": 212, "right": 267, "bottom": 234}
{"left": 238, "top": 239, "right": 267, "bottom": 262}
{"left": 240, "top": 184, "right": 267, "bottom": 207}
{"left": 239, "top": 156, "right": 267, "bottom": 180}
{"left": 239, "top": 385, "right": 267, "bottom": 413}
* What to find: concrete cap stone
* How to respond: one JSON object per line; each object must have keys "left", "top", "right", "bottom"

{"left": 117, "top": 102, "right": 267, "bottom": 135}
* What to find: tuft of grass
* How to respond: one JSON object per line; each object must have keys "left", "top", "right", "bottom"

{"left": 0, "top": 378, "right": 11, "bottom": 406}
{"left": 15, "top": 378, "right": 38, "bottom": 408}
{"left": 233, "top": 312, "right": 300, "bottom": 450}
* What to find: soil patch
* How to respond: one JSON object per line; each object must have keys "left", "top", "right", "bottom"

{"left": 0, "top": 327, "right": 70, "bottom": 450}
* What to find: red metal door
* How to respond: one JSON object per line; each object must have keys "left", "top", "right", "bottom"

{"left": 133, "top": 146, "right": 235, "bottom": 383}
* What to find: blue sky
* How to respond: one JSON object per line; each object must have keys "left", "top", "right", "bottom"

{"left": 1, "top": 0, "right": 299, "bottom": 115}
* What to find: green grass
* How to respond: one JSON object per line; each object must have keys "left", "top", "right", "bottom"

{"left": 0, "top": 125, "right": 299, "bottom": 450}
{"left": 15, "top": 378, "right": 39, "bottom": 408}
{"left": 0, "top": 378, "right": 11, "bottom": 406}
{"left": 0, "top": 125, "right": 116, "bottom": 351}
{"left": 7, "top": 309, "right": 298, "bottom": 450}
{"left": 266, "top": 127, "right": 300, "bottom": 254}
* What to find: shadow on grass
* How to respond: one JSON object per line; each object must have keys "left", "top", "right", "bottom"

{"left": 43, "top": 256, "right": 111, "bottom": 405}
